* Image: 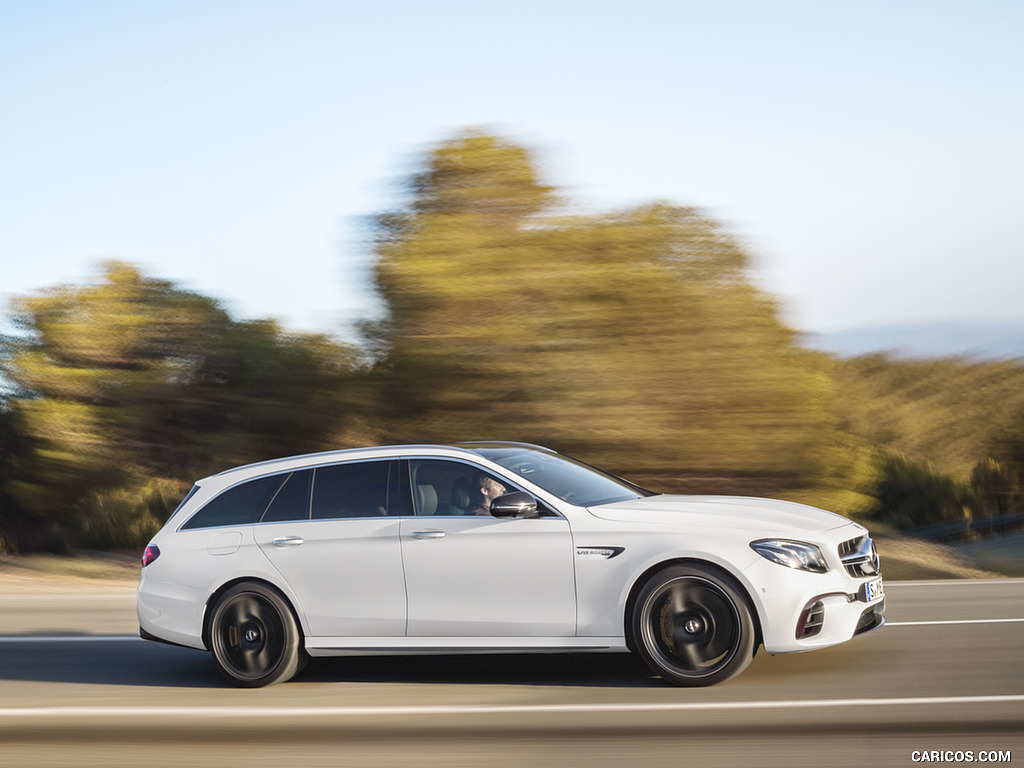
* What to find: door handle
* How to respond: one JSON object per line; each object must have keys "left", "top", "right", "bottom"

{"left": 272, "top": 536, "right": 304, "bottom": 548}
{"left": 410, "top": 530, "right": 446, "bottom": 540}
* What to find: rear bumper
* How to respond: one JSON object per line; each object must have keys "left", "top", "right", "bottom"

{"left": 137, "top": 571, "right": 208, "bottom": 651}
{"left": 138, "top": 626, "right": 202, "bottom": 651}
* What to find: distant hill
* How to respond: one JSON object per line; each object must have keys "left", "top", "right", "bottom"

{"left": 806, "top": 322, "right": 1024, "bottom": 360}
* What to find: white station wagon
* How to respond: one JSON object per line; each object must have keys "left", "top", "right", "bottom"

{"left": 137, "top": 442, "right": 884, "bottom": 687}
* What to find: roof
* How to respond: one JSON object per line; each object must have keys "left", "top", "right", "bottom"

{"left": 203, "top": 441, "right": 554, "bottom": 484}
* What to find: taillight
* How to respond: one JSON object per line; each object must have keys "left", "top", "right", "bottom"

{"left": 141, "top": 545, "right": 160, "bottom": 567}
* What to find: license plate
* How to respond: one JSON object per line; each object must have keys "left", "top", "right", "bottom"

{"left": 863, "top": 578, "right": 884, "bottom": 602}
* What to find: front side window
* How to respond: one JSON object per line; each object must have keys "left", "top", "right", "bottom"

{"left": 409, "top": 459, "right": 528, "bottom": 517}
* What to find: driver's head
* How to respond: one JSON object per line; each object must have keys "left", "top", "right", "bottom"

{"left": 479, "top": 476, "right": 506, "bottom": 503}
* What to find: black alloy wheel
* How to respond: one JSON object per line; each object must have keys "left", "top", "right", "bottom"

{"left": 209, "top": 582, "right": 305, "bottom": 687}
{"left": 632, "top": 564, "right": 755, "bottom": 687}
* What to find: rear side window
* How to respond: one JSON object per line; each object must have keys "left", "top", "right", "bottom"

{"left": 312, "top": 461, "right": 390, "bottom": 519}
{"left": 181, "top": 474, "right": 287, "bottom": 530}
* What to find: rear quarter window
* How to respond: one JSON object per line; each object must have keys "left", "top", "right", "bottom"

{"left": 181, "top": 474, "right": 287, "bottom": 530}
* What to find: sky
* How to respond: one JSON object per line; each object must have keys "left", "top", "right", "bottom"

{"left": 2, "top": 0, "right": 1022, "bottom": 342}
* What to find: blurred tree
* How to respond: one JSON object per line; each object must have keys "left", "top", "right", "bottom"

{"left": 969, "top": 458, "right": 1016, "bottom": 518}
{"left": 872, "top": 452, "right": 966, "bottom": 529}
{"left": 0, "top": 403, "right": 30, "bottom": 552}
{"left": 980, "top": 407, "right": 1024, "bottom": 516}
{"left": 833, "top": 355, "right": 1024, "bottom": 478}
{"left": 830, "top": 355, "right": 1024, "bottom": 524}
{"left": 370, "top": 131, "right": 837, "bottom": 493}
{"left": 2, "top": 261, "right": 361, "bottom": 550}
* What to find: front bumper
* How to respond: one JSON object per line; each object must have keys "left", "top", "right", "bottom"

{"left": 742, "top": 554, "right": 885, "bottom": 654}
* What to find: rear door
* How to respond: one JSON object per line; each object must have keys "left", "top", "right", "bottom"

{"left": 254, "top": 460, "right": 407, "bottom": 637}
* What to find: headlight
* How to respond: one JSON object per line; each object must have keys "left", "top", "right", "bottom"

{"left": 750, "top": 539, "right": 829, "bottom": 573}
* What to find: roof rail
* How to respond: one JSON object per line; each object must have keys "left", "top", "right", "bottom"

{"left": 455, "top": 441, "right": 555, "bottom": 452}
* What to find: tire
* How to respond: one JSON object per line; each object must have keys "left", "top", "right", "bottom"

{"left": 208, "top": 582, "right": 306, "bottom": 687}
{"left": 631, "top": 564, "right": 755, "bottom": 687}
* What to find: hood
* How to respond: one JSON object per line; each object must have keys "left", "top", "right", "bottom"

{"left": 588, "top": 495, "right": 854, "bottom": 535}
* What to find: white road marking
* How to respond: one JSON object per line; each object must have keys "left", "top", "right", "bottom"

{"left": 0, "top": 695, "right": 1022, "bottom": 719}
{"left": 886, "top": 579, "right": 1024, "bottom": 586}
{"left": 888, "top": 618, "right": 1024, "bottom": 626}
{"left": 0, "top": 593, "right": 136, "bottom": 598}
{"left": 0, "top": 635, "right": 141, "bottom": 643}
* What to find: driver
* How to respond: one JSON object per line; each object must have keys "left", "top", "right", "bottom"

{"left": 470, "top": 475, "right": 506, "bottom": 516}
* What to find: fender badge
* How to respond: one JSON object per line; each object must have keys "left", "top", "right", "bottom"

{"left": 576, "top": 546, "right": 625, "bottom": 560}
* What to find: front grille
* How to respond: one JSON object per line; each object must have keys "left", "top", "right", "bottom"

{"left": 838, "top": 535, "right": 880, "bottom": 578}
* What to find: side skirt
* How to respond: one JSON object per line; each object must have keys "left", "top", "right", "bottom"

{"left": 305, "top": 636, "right": 629, "bottom": 657}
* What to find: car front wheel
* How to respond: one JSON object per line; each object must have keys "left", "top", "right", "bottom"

{"left": 208, "top": 582, "right": 305, "bottom": 687}
{"left": 632, "top": 564, "right": 755, "bottom": 686}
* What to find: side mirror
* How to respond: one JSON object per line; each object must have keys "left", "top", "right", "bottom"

{"left": 489, "top": 491, "right": 539, "bottom": 519}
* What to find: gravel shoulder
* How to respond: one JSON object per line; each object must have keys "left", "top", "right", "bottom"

{"left": 0, "top": 552, "right": 139, "bottom": 593}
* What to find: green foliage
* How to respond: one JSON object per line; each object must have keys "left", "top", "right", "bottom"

{"left": 868, "top": 451, "right": 1024, "bottom": 531}
{"left": 828, "top": 354, "right": 1024, "bottom": 527}
{"left": 5, "top": 130, "right": 1024, "bottom": 550}
{"left": 0, "top": 405, "right": 28, "bottom": 547}
{"left": 969, "top": 458, "right": 1014, "bottom": 516}
{"left": 72, "top": 479, "right": 188, "bottom": 551}
{"left": 409, "top": 132, "right": 555, "bottom": 220}
{"left": 871, "top": 453, "right": 966, "bottom": 529}
{"left": 984, "top": 408, "right": 1024, "bottom": 512}
{"left": 371, "top": 131, "right": 838, "bottom": 492}
{"left": 1, "top": 261, "right": 363, "bottom": 551}
{"left": 833, "top": 355, "right": 1024, "bottom": 479}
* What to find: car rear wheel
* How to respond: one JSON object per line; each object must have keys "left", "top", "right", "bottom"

{"left": 632, "top": 564, "right": 755, "bottom": 686}
{"left": 209, "top": 582, "right": 305, "bottom": 687}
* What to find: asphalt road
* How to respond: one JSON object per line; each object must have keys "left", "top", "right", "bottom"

{"left": 1, "top": 580, "right": 1022, "bottom": 767}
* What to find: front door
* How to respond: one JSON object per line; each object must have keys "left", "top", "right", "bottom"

{"left": 398, "top": 459, "right": 576, "bottom": 637}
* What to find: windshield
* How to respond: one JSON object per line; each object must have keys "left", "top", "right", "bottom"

{"left": 473, "top": 448, "right": 653, "bottom": 507}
